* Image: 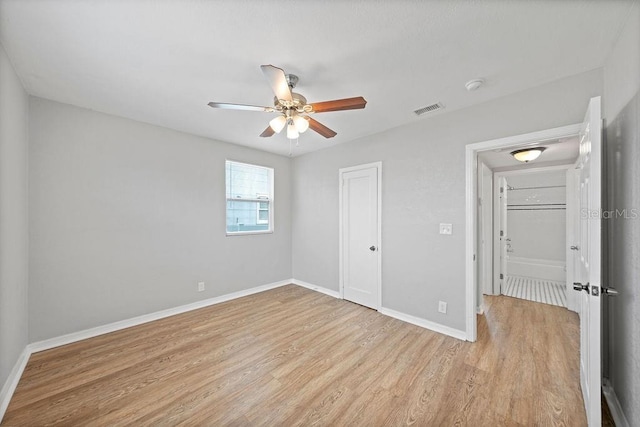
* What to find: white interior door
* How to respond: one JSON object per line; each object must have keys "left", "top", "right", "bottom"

{"left": 566, "top": 167, "right": 580, "bottom": 313}
{"left": 573, "top": 96, "right": 602, "bottom": 426}
{"left": 493, "top": 176, "right": 507, "bottom": 293}
{"left": 340, "top": 163, "right": 381, "bottom": 309}
{"left": 479, "top": 162, "right": 494, "bottom": 295}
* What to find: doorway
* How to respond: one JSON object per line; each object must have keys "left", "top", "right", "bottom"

{"left": 465, "top": 96, "right": 605, "bottom": 425}
{"left": 495, "top": 167, "right": 570, "bottom": 308}
{"left": 339, "top": 162, "right": 382, "bottom": 310}
{"left": 464, "top": 123, "right": 581, "bottom": 340}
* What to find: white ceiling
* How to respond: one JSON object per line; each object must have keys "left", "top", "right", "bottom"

{"left": 0, "top": 0, "right": 633, "bottom": 157}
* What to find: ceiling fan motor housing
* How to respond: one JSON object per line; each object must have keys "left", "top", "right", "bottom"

{"left": 285, "top": 73, "right": 299, "bottom": 89}
{"left": 274, "top": 92, "right": 310, "bottom": 112}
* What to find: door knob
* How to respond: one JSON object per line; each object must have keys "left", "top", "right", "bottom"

{"left": 602, "top": 287, "right": 619, "bottom": 296}
{"left": 573, "top": 282, "right": 589, "bottom": 292}
{"left": 570, "top": 245, "right": 579, "bottom": 250}
{"left": 369, "top": 246, "right": 377, "bottom": 251}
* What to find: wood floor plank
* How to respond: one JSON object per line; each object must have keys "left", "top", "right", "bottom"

{"left": 2, "top": 285, "right": 587, "bottom": 426}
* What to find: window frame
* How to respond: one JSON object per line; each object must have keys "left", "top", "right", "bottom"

{"left": 256, "top": 199, "right": 270, "bottom": 225}
{"left": 225, "top": 160, "right": 274, "bottom": 236}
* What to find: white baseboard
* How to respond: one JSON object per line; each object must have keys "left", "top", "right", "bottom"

{"left": 378, "top": 307, "right": 467, "bottom": 341}
{"left": 291, "top": 279, "right": 340, "bottom": 298}
{"left": 0, "top": 346, "right": 30, "bottom": 422}
{"left": 29, "top": 279, "right": 292, "bottom": 354}
{"left": 292, "top": 279, "right": 466, "bottom": 341}
{"left": 603, "top": 380, "right": 630, "bottom": 427}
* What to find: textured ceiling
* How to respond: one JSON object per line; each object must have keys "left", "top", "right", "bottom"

{"left": 0, "top": 0, "right": 633, "bottom": 156}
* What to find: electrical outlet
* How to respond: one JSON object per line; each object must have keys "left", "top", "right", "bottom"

{"left": 197, "top": 281, "right": 205, "bottom": 292}
{"left": 439, "top": 223, "right": 452, "bottom": 235}
{"left": 438, "top": 301, "right": 447, "bottom": 314}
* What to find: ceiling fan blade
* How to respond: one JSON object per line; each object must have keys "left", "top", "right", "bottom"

{"left": 260, "top": 65, "right": 293, "bottom": 102}
{"left": 307, "top": 117, "right": 337, "bottom": 138}
{"left": 208, "top": 102, "right": 274, "bottom": 112}
{"left": 309, "top": 96, "right": 367, "bottom": 113}
{"left": 259, "top": 126, "right": 275, "bottom": 138}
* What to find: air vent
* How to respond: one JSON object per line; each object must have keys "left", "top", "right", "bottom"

{"left": 414, "top": 102, "right": 444, "bottom": 116}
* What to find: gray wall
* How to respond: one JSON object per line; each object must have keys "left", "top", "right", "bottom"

{"left": 29, "top": 98, "right": 292, "bottom": 342}
{"left": 0, "top": 44, "right": 29, "bottom": 390}
{"left": 292, "top": 69, "right": 602, "bottom": 332}
{"left": 603, "top": 1, "right": 640, "bottom": 423}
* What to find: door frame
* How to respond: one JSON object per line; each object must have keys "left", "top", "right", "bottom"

{"left": 464, "top": 123, "right": 581, "bottom": 341}
{"left": 339, "top": 161, "right": 382, "bottom": 309}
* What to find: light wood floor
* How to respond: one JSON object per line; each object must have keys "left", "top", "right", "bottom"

{"left": 2, "top": 285, "right": 586, "bottom": 426}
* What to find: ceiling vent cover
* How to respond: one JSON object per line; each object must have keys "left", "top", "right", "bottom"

{"left": 414, "top": 102, "right": 444, "bottom": 116}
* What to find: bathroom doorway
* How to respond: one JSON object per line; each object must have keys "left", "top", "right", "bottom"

{"left": 495, "top": 167, "right": 569, "bottom": 307}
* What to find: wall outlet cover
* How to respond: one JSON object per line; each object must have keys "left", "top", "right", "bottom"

{"left": 439, "top": 223, "right": 453, "bottom": 235}
{"left": 197, "top": 281, "right": 205, "bottom": 292}
{"left": 438, "top": 301, "right": 447, "bottom": 314}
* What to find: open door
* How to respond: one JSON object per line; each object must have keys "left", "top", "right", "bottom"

{"left": 493, "top": 177, "right": 509, "bottom": 295}
{"left": 572, "top": 96, "right": 602, "bottom": 426}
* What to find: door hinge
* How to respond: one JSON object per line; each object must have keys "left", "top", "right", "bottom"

{"left": 500, "top": 230, "right": 504, "bottom": 237}
{"left": 500, "top": 273, "right": 504, "bottom": 279}
{"left": 500, "top": 187, "right": 504, "bottom": 193}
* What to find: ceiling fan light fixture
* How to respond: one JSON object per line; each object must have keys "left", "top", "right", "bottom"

{"left": 292, "top": 115, "right": 309, "bottom": 133}
{"left": 510, "top": 147, "right": 546, "bottom": 163}
{"left": 287, "top": 123, "right": 299, "bottom": 139}
{"left": 269, "top": 115, "right": 287, "bottom": 133}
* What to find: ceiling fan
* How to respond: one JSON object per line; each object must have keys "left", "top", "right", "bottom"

{"left": 208, "top": 65, "right": 367, "bottom": 140}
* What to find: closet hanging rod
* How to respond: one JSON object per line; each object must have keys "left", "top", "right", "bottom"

{"left": 507, "top": 185, "right": 566, "bottom": 191}
{"left": 507, "top": 208, "right": 566, "bottom": 211}
{"left": 507, "top": 203, "right": 566, "bottom": 207}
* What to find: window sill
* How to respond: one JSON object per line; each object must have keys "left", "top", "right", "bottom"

{"left": 226, "top": 230, "right": 274, "bottom": 237}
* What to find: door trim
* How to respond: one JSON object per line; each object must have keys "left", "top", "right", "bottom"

{"left": 339, "top": 161, "right": 382, "bottom": 309}
{"left": 465, "top": 124, "right": 581, "bottom": 341}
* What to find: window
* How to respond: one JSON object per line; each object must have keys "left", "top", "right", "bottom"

{"left": 225, "top": 160, "right": 274, "bottom": 235}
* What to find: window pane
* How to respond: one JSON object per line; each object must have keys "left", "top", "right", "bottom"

{"left": 226, "top": 200, "right": 270, "bottom": 233}
{"left": 225, "top": 160, "right": 273, "bottom": 234}
{"left": 226, "top": 161, "right": 270, "bottom": 199}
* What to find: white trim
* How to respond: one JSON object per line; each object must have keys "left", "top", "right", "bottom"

{"left": 379, "top": 307, "right": 467, "bottom": 341}
{"left": 338, "top": 161, "right": 383, "bottom": 309}
{"left": 225, "top": 159, "right": 275, "bottom": 236}
{"left": 465, "top": 123, "right": 582, "bottom": 342}
{"left": 293, "top": 279, "right": 466, "bottom": 340}
{"left": 603, "top": 380, "right": 630, "bottom": 427}
{"left": 29, "top": 279, "right": 291, "bottom": 353}
{"left": 0, "top": 347, "right": 30, "bottom": 422}
{"left": 494, "top": 163, "right": 573, "bottom": 177}
{"left": 292, "top": 279, "right": 341, "bottom": 299}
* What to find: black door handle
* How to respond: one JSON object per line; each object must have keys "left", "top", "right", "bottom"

{"left": 369, "top": 246, "right": 377, "bottom": 251}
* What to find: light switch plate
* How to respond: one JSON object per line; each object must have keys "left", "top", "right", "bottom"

{"left": 439, "top": 223, "right": 452, "bottom": 235}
